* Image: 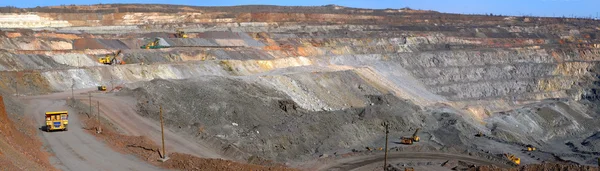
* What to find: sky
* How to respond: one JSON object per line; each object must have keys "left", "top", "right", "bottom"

{"left": 1, "top": 0, "right": 599, "bottom": 18}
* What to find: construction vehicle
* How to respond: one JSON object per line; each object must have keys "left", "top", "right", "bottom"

{"left": 400, "top": 137, "right": 414, "bottom": 145}
{"left": 175, "top": 28, "right": 188, "bottom": 38}
{"left": 98, "top": 85, "right": 107, "bottom": 91}
{"left": 45, "top": 111, "right": 68, "bottom": 131}
{"left": 404, "top": 168, "right": 415, "bottom": 171}
{"left": 399, "top": 128, "right": 421, "bottom": 145}
{"left": 505, "top": 153, "right": 521, "bottom": 165}
{"left": 526, "top": 145, "right": 536, "bottom": 151}
{"left": 412, "top": 128, "right": 420, "bottom": 142}
{"left": 98, "top": 50, "right": 125, "bottom": 65}
{"left": 140, "top": 38, "right": 167, "bottom": 49}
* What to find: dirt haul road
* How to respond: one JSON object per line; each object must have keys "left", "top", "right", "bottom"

{"left": 23, "top": 89, "right": 162, "bottom": 171}
{"left": 86, "top": 92, "right": 223, "bottom": 159}
{"left": 315, "top": 152, "right": 512, "bottom": 171}
{"left": 24, "top": 88, "right": 224, "bottom": 170}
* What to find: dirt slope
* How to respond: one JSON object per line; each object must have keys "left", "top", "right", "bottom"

{"left": 0, "top": 95, "right": 55, "bottom": 171}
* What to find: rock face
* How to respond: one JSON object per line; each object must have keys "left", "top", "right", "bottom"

{"left": 1, "top": 4, "right": 600, "bottom": 165}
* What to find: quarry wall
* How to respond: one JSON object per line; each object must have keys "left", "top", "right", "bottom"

{"left": 1, "top": 5, "right": 600, "bottom": 164}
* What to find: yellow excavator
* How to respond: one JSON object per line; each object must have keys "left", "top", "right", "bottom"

{"left": 400, "top": 128, "right": 421, "bottom": 145}
{"left": 505, "top": 153, "right": 521, "bottom": 165}
{"left": 175, "top": 28, "right": 188, "bottom": 38}
{"left": 140, "top": 38, "right": 165, "bottom": 49}
{"left": 98, "top": 50, "right": 124, "bottom": 65}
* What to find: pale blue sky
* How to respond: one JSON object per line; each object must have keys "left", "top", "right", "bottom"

{"left": 1, "top": 0, "right": 599, "bottom": 17}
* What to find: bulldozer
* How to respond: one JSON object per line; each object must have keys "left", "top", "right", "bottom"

{"left": 175, "top": 28, "right": 188, "bottom": 38}
{"left": 399, "top": 128, "right": 421, "bottom": 145}
{"left": 98, "top": 50, "right": 124, "bottom": 65}
{"left": 505, "top": 153, "right": 521, "bottom": 165}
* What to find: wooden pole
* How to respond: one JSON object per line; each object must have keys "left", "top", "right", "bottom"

{"left": 110, "top": 75, "right": 114, "bottom": 92}
{"left": 384, "top": 122, "right": 389, "bottom": 171}
{"left": 97, "top": 101, "right": 101, "bottom": 133}
{"left": 71, "top": 79, "right": 75, "bottom": 100}
{"left": 160, "top": 105, "right": 166, "bottom": 159}
{"left": 89, "top": 93, "right": 92, "bottom": 117}
{"left": 15, "top": 71, "right": 18, "bottom": 97}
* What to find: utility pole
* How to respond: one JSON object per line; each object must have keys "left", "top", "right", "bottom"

{"left": 383, "top": 122, "right": 389, "bottom": 171}
{"left": 14, "top": 71, "right": 18, "bottom": 97}
{"left": 110, "top": 75, "right": 114, "bottom": 92}
{"left": 158, "top": 105, "right": 169, "bottom": 162}
{"left": 96, "top": 101, "right": 102, "bottom": 133}
{"left": 88, "top": 93, "right": 92, "bottom": 118}
{"left": 71, "top": 79, "right": 75, "bottom": 99}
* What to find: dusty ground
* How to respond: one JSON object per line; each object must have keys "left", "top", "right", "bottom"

{"left": 471, "top": 163, "right": 599, "bottom": 171}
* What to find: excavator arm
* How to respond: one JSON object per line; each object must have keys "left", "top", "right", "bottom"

{"left": 104, "top": 50, "right": 124, "bottom": 65}
{"left": 412, "top": 128, "right": 420, "bottom": 142}
{"left": 141, "top": 38, "right": 163, "bottom": 49}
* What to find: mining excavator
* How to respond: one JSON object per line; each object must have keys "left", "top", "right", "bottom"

{"left": 98, "top": 50, "right": 125, "bottom": 65}
{"left": 400, "top": 128, "right": 421, "bottom": 145}
{"left": 175, "top": 28, "right": 188, "bottom": 38}
{"left": 505, "top": 153, "right": 521, "bottom": 165}
{"left": 140, "top": 38, "right": 166, "bottom": 49}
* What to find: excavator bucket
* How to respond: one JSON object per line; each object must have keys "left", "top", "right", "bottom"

{"left": 412, "top": 128, "right": 420, "bottom": 142}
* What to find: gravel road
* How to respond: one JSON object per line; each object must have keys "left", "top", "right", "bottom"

{"left": 23, "top": 90, "right": 162, "bottom": 171}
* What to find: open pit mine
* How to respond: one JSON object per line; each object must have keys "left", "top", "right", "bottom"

{"left": 0, "top": 4, "right": 599, "bottom": 171}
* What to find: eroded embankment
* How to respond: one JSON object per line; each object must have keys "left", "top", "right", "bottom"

{"left": 0, "top": 94, "right": 56, "bottom": 171}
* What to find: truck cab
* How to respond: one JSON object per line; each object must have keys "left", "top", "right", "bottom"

{"left": 45, "top": 111, "right": 68, "bottom": 131}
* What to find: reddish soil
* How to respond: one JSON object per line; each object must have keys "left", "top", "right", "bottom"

{"left": 471, "top": 163, "right": 599, "bottom": 171}
{"left": 72, "top": 38, "right": 105, "bottom": 50}
{"left": 80, "top": 112, "right": 296, "bottom": 171}
{"left": 0, "top": 96, "right": 56, "bottom": 171}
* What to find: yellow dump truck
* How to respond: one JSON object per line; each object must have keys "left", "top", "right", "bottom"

{"left": 45, "top": 111, "right": 68, "bottom": 131}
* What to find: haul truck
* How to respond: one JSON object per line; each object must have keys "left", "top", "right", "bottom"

{"left": 45, "top": 111, "right": 68, "bottom": 131}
